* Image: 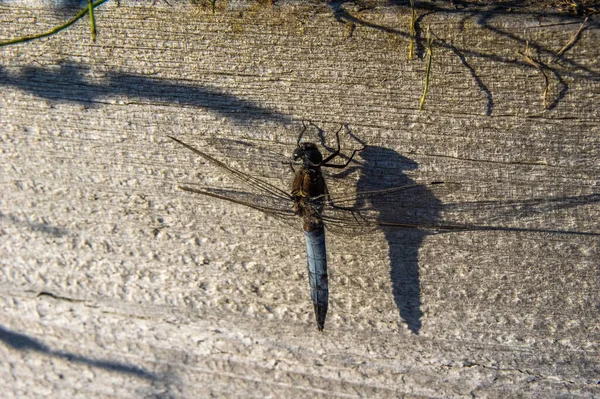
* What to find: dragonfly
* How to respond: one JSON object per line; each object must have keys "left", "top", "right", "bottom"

{"left": 168, "top": 125, "right": 472, "bottom": 331}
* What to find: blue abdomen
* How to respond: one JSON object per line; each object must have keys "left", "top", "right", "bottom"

{"left": 304, "top": 227, "right": 328, "bottom": 331}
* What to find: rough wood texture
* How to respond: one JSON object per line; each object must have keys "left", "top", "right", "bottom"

{"left": 1, "top": 1, "right": 599, "bottom": 397}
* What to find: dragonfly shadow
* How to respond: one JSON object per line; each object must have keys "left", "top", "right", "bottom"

{"left": 354, "top": 146, "right": 440, "bottom": 335}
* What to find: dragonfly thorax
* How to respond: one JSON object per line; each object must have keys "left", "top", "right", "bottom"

{"left": 293, "top": 143, "right": 323, "bottom": 167}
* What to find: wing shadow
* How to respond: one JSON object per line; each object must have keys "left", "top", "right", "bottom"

{"left": 442, "top": 192, "right": 600, "bottom": 234}
{"left": 0, "top": 211, "right": 70, "bottom": 238}
{"left": 0, "top": 324, "right": 159, "bottom": 380}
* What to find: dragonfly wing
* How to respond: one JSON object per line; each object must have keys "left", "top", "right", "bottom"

{"left": 170, "top": 136, "right": 292, "bottom": 202}
{"left": 205, "top": 137, "right": 295, "bottom": 181}
{"left": 319, "top": 182, "right": 600, "bottom": 237}
{"left": 179, "top": 186, "right": 295, "bottom": 218}
{"left": 170, "top": 136, "right": 302, "bottom": 229}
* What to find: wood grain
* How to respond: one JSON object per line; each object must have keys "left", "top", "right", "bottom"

{"left": 1, "top": 1, "right": 599, "bottom": 397}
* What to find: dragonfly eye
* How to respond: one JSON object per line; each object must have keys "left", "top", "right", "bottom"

{"left": 294, "top": 143, "right": 323, "bottom": 166}
{"left": 293, "top": 147, "right": 304, "bottom": 161}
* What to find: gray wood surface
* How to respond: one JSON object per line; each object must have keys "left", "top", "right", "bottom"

{"left": 1, "top": 1, "right": 599, "bottom": 397}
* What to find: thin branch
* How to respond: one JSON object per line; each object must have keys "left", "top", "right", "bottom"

{"left": 343, "top": 22, "right": 356, "bottom": 41}
{"left": 408, "top": 0, "right": 416, "bottom": 60}
{"left": 551, "top": 16, "right": 588, "bottom": 63}
{"left": 517, "top": 41, "right": 549, "bottom": 109}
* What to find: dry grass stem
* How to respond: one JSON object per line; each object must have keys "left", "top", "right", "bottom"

{"left": 551, "top": 17, "right": 588, "bottom": 63}
{"left": 343, "top": 22, "right": 356, "bottom": 41}
{"left": 518, "top": 41, "right": 550, "bottom": 109}
{"left": 408, "top": 0, "right": 416, "bottom": 60}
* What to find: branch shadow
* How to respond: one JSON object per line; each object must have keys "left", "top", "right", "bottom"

{"left": 0, "top": 324, "right": 159, "bottom": 380}
{"left": 447, "top": 44, "right": 494, "bottom": 116}
{"left": 0, "top": 0, "right": 92, "bottom": 16}
{"left": 328, "top": 1, "right": 599, "bottom": 115}
{"left": 47, "top": 0, "right": 91, "bottom": 17}
{"left": 0, "top": 63, "right": 289, "bottom": 124}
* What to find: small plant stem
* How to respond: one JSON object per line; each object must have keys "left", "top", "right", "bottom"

{"left": 517, "top": 41, "right": 549, "bottom": 109}
{"left": 419, "top": 27, "right": 433, "bottom": 111}
{"left": 551, "top": 16, "right": 588, "bottom": 63}
{"left": 408, "top": 0, "right": 416, "bottom": 60}
{"left": 89, "top": 0, "right": 97, "bottom": 42}
{"left": 343, "top": 22, "right": 356, "bottom": 41}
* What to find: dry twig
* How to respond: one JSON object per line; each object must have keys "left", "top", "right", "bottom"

{"left": 343, "top": 22, "right": 356, "bottom": 41}
{"left": 517, "top": 41, "right": 550, "bottom": 109}
{"left": 551, "top": 17, "right": 588, "bottom": 63}
{"left": 408, "top": 0, "right": 416, "bottom": 60}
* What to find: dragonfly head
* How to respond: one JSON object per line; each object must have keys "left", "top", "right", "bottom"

{"left": 293, "top": 143, "right": 323, "bottom": 167}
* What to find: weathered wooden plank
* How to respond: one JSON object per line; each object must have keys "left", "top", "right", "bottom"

{"left": 1, "top": 1, "right": 599, "bottom": 397}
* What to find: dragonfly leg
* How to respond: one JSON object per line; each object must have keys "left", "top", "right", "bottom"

{"left": 321, "top": 124, "right": 365, "bottom": 169}
{"left": 288, "top": 161, "right": 296, "bottom": 174}
{"left": 297, "top": 121, "right": 308, "bottom": 147}
{"left": 320, "top": 124, "right": 343, "bottom": 165}
{"left": 322, "top": 179, "right": 335, "bottom": 208}
{"left": 321, "top": 147, "right": 363, "bottom": 169}
{"left": 320, "top": 180, "right": 361, "bottom": 216}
